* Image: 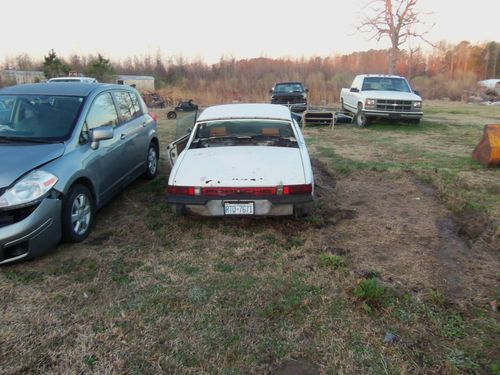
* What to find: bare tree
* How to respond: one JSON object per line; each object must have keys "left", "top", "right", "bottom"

{"left": 357, "top": 0, "right": 433, "bottom": 74}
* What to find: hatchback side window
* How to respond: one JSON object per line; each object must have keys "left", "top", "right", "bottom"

{"left": 114, "top": 91, "right": 136, "bottom": 123}
{"left": 85, "top": 93, "right": 119, "bottom": 130}
{"left": 129, "top": 92, "right": 143, "bottom": 119}
{"left": 81, "top": 93, "right": 118, "bottom": 143}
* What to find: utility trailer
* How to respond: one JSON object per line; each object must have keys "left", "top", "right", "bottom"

{"left": 286, "top": 104, "right": 354, "bottom": 129}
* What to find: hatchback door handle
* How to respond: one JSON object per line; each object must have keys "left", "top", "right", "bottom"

{"left": 142, "top": 121, "right": 148, "bottom": 127}
{"left": 120, "top": 133, "right": 127, "bottom": 140}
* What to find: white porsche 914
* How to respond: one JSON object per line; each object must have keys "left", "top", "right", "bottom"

{"left": 166, "top": 103, "right": 314, "bottom": 217}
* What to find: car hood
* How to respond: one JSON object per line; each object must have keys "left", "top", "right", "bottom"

{"left": 0, "top": 143, "right": 65, "bottom": 188}
{"left": 172, "top": 146, "right": 306, "bottom": 187}
{"left": 364, "top": 91, "right": 421, "bottom": 101}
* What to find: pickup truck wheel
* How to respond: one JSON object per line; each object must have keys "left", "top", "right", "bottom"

{"left": 408, "top": 119, "right": 420, "bottom": 125}
{"left": 355, "top": 109, "right": 370, "bottom": 128}
{"left": 167, "top": 111, "right": 177, "bottom": 120}
{"left": 340, "top": 99, "right": 346, "bottom": 112}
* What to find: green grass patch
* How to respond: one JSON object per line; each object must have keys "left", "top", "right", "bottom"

{"left": 318, "top": 253, "right": 347, "bottom": 270}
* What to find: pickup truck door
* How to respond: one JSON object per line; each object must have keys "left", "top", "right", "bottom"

{"left": 346, "top": 76, "right": 361, "bottom": 109}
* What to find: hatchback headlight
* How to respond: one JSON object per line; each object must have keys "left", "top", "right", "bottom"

{"left": 0, "top": 170, "right": 58, "bottom": 209}
{"left": 413, "top": 101, "right": 422, "bottom": 108}
{"left": 365, "top": 99, "right": 376, "bottom": 106}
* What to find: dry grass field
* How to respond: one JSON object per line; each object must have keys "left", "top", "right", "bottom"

{"left": 1, "top": 101, "right": 499, "bottom": 374}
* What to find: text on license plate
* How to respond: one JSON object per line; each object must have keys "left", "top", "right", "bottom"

{"left": 224, "top": 202, "right": 254, "bottom": 215}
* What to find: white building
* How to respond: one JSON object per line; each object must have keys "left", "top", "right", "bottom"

{"left": 0, "top": 70, "right": 46, "bottom": 85}
{"left": 116, "top": 75, "right": 155, "bottom": 91}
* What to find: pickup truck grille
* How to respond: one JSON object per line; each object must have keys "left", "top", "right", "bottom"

{"left": 271, "top": 96, "right": 306, "bottom": 105}
{"left": 376, "top": 100, "right": 412, "bottom": 112}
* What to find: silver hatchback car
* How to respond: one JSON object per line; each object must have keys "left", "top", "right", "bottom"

{"left": 0, "top": 83, "right": 159, "bottom": 264}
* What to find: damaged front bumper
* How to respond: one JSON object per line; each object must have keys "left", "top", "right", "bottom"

{"left": 0, "top": 198, "right": 62, "bottom": 264}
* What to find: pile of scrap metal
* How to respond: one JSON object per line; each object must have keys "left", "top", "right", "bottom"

{"left": 140, "top": 90, "right": 168, "bottom": 108}
{"left": 472, "top": 124, "right": 500, "bottom": 167}
{"left": 467, "top": 80, "right": 500, "bottom": 105}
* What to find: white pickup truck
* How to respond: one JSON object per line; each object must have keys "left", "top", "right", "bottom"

{"left": 340, "top": 74, "right": 423, "bottom": 127}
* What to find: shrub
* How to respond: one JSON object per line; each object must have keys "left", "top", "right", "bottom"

{"left": 318, "top": 253, "right": 347, "bottom": 270}
{"left": 353, "top": 277, "right": 385, "bottom": 310}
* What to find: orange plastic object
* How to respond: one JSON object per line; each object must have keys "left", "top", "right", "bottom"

{"left": 472, "top": 124, "right": 500, "bottom": 167}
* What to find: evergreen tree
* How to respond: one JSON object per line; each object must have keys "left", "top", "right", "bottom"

{"left": 86, "top": 54, "right": 115, "bottom": 83}
{"left": 42, "top": 49, "right": 70, "bottom": 79}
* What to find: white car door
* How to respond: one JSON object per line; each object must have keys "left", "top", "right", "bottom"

{"left": 167, "top": 133, "right": 190, "bottom": 166}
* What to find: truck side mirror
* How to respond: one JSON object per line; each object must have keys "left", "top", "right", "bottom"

{"left": 413, "top": 90, "right": 421, "bottom": 96}
{"left": 350, "top": 87, "right": 359, "bottom": 93}
{"left": 305, "top": 88, "right": 309, "bottom": 93}
{"left": 269, "top": 89, "right": 274, "bottom": 94}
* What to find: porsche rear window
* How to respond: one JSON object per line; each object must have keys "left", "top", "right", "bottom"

{"left": 190, "top": 120, "right": 298, "bottom": 149}
{"left": 195, "top": 120, "right": 294, "bottom": 139}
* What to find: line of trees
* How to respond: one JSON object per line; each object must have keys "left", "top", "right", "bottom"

{"left": 1, "top": 40, "right": 498, "bottom": 104}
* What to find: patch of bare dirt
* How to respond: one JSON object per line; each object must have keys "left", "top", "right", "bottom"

{"left": 310, "top": 164, "right": 499, "bottom": 303}
{"left": 274, "top": 359, "right": 321, "bottom": 375}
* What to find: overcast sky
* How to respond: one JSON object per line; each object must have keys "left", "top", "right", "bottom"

{"left": 1, "top": 0, "right": 498, "bottom": 64}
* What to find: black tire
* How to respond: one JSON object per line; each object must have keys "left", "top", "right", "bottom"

{"left": 62, "top": 184, "right": 94, "bottom": 243}
{"left": 294, "top": 204, "right": 310, "bottom": 218}
{"left": 142, "top": 142, "right": 159, "bottom": 180}
{"left": 340, "top": 99, "right": 346, "bottom": 112}
{"left": 408, "top": 119, "right": 421, "bottom": 125}
{"left": 355, "top": 104, "right": 370, "bottom": 128}
{"left": 171, "top": 204, "right": 185, "bottom": 217}
{"left": 167, "top": 111, "right": 177, "bottom": 120}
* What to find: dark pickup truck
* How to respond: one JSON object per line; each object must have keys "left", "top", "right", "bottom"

{"left": 270, "top": 82, "right": 308, "bottom": 112}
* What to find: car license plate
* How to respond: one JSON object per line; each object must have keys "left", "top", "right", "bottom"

{"left": 224, "top": 202, "right": 254, "bottom": 215}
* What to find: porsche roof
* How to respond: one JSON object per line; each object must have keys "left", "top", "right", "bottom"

{"left": 197, "top": 104, "right": 292, "bottom": 122}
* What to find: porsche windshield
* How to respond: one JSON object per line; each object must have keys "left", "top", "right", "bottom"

{"left": 0, "top": 94, "right": 85, "bottom": 141}
{"left": 190, "top": 120, "right": 298, "bottom": 148}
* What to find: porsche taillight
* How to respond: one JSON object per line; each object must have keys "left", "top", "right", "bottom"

{"left": 283, "top": 184, "right": 313, "bottom": 195}
{"left": 167, "top": 186, "right": 195, "bottom": 196}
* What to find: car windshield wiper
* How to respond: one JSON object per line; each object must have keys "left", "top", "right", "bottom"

{"left": 0, "top": 135, "right": 57, "bottom": 144}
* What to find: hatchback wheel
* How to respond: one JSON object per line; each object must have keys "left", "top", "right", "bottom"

{"left": 62, "top": 184, "right": 94, "bottom": 242}
{"left": 167, "top": 111, "right": 177, "bottom": 119}
{"left": 143, "top": 143, "right": 159, "bottom": 180}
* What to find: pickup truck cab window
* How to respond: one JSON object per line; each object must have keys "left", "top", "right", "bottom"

{"left": 362, "top": 77, "right": 411, "bottom": 92}
{"left": 351, "top": 76, "right": 362, "bottom": 90}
